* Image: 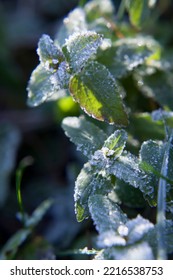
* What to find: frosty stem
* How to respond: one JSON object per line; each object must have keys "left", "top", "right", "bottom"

{"left": 156, "top": 130, "right": 173, "bottom": 259}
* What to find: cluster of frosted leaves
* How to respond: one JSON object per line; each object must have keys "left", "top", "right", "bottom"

{"left": 90, "top": 135, "right": 173, "bottom": 208}
{"left": 69, "top": 61, "right": 128, "bottom": 125}
{"left": 89, "top": 195, "right": 154, "bottom": 260}
{"left": 28, "top": 30, "right": 128, "bottom": 125}
{"left": 62, "top": 117, "right": 128, "bottom": 221}
{"left": 97, "top": 36, "right": 159, "bottom": 79}
{"left": 125, "top": 0, "right": 157, "bottom": 29}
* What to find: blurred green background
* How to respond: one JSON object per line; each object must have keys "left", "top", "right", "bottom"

{"left": 0, "top": 0, "right": 89, "bottom": 260}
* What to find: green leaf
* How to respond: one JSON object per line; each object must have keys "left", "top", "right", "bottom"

{"left": 69, "top": 61, "right": 128, "bottom": 125}
{"left": 62, "top": 31, "right": 102, "bottom": 73}
{"left": 27, "top": 64, "right": 68, "bottom": 107}
{"left": 37, "top": 34, "right": 64, "bottom": 71}
{"left": 88, "top": 195, "right": 128, "bottom": 233}
{"left": 62, "top": 116, "right": 107, "bottom": 158}
{"left": 126, "top": 0, "right": 151, "bottom": 29}
{"left": 75, "top": 163, "right": 114, "bottom": 221}
{"left": 103, "top": 130, "right": 127, "bottom": 159}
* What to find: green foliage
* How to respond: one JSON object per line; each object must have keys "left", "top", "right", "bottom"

{"left": 0, "top": 199, "right": 53, "bottom": 260}
{"left": 0, "top": 124, "right": 20, "bottom": 207}
{"left": 25, "top": 0, "right": 173, "bottom": 260}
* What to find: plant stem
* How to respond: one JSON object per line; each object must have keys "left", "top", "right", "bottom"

{"left": 16, "top": 168, "right": 25, "bottom": 225}
{"left": 156, "top": 131, "right": 173, "bottom": 259}
{"left": 16, "top": 156, "right": 34, "bottom": 226}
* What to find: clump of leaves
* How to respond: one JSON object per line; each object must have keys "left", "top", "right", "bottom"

{"left": 27, "top": 0, "right": 173, "bottom": 259}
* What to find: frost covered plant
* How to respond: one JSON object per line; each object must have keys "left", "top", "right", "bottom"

{"left": 27, "top": 0, "right": 173, "bottom": 259}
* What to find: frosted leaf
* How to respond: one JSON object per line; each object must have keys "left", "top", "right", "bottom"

{"left": 88, "top": 195, "right": 128, "bottom": 233}
{"left": 103, "top": 130, "right": 127, "bottom": 159}
{"left": 51, "top": 61, "right": 71, "bottom": 89}
{"left": 74, "top": 163, "right": 114, "bottom": 221}
{"left": 126, "top": 215, "right": 154, "bottom": 244}
{"left": 117, "top": 224, "right": 129, "bottom": 237}
{"left": 45, "top": 89, "right": 68, "bottom": 102}
{"left": 64, "top": 8, "right": 87, "bottom": 34}
{"left": 69, "top": 61, "right": 128, "bottom": 125}
{"left": 97, "top": 36, "right": 158, "bottom": 78}
{"left": 91, "top": 150, "right": 145, "bottom": 187}
{"left": 109, "top": 153, "right": 146, "bottom": 188}
{"left": 146, "top": 220, "right": 173, "bottom": 255}
{"left": 139, "top": 138, "right": 173, "bottom": 207}
{"left": 62, "top": 116, "right": 107, "bottom": 158}
{"left": 97, "top": 230, "right": 126, "bottom": 248}
{"left": 37, "top": 34, "right": 64, "bottom": 72}
{"left": 27, "top": 64, "right": 61, "bottom": 107}
{"left": 90, "top": 145, "right": 155, "bottom": 203}
{"left": 85, "top": 0, "right": 115, "bottom": 21}
{"left": 62, "top": 31, "right": 102, "bottom": 73}
{"left": 97, "top": 215, "right": 154, "bottom": 248}
{"left": 152, "top": 109, "right": 173, "bottom": 122}
{"left": 96, "top": 241, "right": 154, "bottom": 260}
{"left": 115, "top": 36, "right": 156, "bottom": 72}
{"left": 55, "top": 8, "right": 87, "bottom": 46}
